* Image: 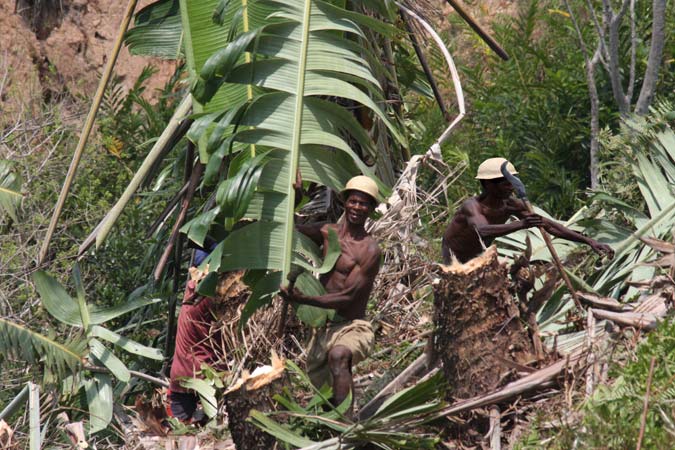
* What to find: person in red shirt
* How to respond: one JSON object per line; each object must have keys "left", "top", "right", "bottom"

{"left": 168, "top": 248, "right": 221, "bottom": 423}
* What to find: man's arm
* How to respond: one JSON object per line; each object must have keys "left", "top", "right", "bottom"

{"left": 539, "top": 218, "right": 614, "bottom": 257}
{"left": 291, "top": 168, "right": 328, "bottom": 246}
{"left": 465, "top": 199, "right": 542, "bottom": 238}
{"left": 511, "top": 201, "right": 614, "bottom": 257}
{"left": 281, "top": 243, "right": 380, "bottom": 310}
{"left": 296, "top": 222, "right": 327, "bottom": 246}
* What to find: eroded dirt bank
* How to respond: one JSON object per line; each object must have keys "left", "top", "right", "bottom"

{"left": 0, "top": 0, "right": 176, "bottom": 123}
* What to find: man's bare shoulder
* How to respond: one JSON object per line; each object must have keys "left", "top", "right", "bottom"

{"left": 458, "top": 196, "right": 483, "bottom": 214}
{"left": 360, "top": 235, "right": 381, "bottom": 271}
{"left": 363, "top": 235, "right": 381, "bottom": 255}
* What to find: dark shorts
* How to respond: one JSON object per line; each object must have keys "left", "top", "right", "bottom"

{"left": 168, "top": 390, "right": 199, "bottom": 421}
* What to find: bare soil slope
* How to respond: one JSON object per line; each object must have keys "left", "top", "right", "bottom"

{"left": 0, "top": 0, "right": 175, "bottom": 123}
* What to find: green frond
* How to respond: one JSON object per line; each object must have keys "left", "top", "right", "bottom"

{"left": 34, "top": 269, "right": 163, "bottom": 327}
{"left": 0, "top": 160, "right": 23, "bottom": 223}
{"left": 174, "top": 0, "right": 400, "bottom": 326}
{"left": 84, "top": 373, "right": 113, "bottom": 434}
{"left": 502, "top": 102, "right": 675, "bottom": 316}
{"left": 125, "top": 0, "right": 183, "bottom": 59}
{"left": 0, "top": 317, "right": 84, "bottom": 377}
{"left": 250, "top": 368, "right": 444, "bottom": 448}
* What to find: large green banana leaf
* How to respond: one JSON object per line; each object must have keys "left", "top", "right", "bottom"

{"left": 182, "top": 0, "right": 399, "bottom": 293}
{"left": 111, "top": 0, "right": 405, "bottom": 259}
{"left": 122, "top": 0, "right": 403, "bottom": 325}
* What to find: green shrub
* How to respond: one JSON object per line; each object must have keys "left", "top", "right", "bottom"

{"left": 554, "top": 318, "right": 675, "bottom": 449}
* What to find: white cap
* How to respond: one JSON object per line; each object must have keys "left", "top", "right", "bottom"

{"left": 340, "top": 175, "right": 379, "bottom": 202}
{"left": 475, "top": 157, "right": 518, "bottom": 180}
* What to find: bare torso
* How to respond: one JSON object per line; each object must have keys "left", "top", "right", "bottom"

{"left": 318, "top": 223, "right": 380, "bottom": 320}
{"left": 283, "top": 190, "right": 382, "bottom": 322}
{"left": 442, "top": 196, "right": 526, "bottom": 263}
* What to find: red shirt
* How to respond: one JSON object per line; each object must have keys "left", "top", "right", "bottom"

{"left": 169, "top": 280, "right": 222, "bottom": 393}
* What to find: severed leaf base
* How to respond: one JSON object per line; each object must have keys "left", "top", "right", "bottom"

{"left": 224, "top": 353, "right": 285, "bottom": 449}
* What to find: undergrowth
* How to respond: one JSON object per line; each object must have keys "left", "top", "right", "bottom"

{"left": 518, "top": 317, "right": 675, "bottom": 449}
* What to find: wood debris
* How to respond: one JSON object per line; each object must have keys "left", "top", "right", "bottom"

{"left": 0, "top": 420, "right": 13, "bottom": 448}
{"left": 224, "top": 352, "right": 286, "bottom": 450}
{"left": 577, "top": 291, "right": 626, "bottom": 311}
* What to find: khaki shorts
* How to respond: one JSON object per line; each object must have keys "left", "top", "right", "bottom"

{"left": 306, "top": 319, "right": 374, "bottom": 389}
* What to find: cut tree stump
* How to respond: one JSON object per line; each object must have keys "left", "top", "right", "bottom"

{"left": 433, "top": 246, "right": 535, "bottom": 399}
{"left": 224, "top": 353, "right": 285, "bottom": 450}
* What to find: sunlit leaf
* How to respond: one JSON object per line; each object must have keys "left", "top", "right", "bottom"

{"left": 179, "top": 377, "right": 217, "bottom": 418}
{"left": 84, "top": 373, "right": 113, "bottom": 434}
{"left": 90, "top": 325, "right": 163, "bottom": 361}
{"left": 89, "top": 338, "right": 131, "bottom": 382}
{"left": 0, "top": 317, "right": 84, "bottom": 376}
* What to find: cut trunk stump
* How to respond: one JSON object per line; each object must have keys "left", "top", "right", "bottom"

{"left": 224, "top": 353, "right": 285, "bottom": 450}
{"left": 433, "top": 246, "right": 535, "bottom": 399}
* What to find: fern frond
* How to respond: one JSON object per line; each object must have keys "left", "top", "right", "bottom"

{"left": 0, "top": 317, "right": 85, "bottom": 377}
{"left": 657, "top": 385, "right": 675, "bottom": 401}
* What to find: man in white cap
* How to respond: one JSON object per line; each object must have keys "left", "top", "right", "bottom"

{"left": 280, "top": 175, "right": 381, "bottom": 411}
{"left": 441, "top": 157, "right": 613, "bottom": 264}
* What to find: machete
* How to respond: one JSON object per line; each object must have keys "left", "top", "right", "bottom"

{"left": 500, "top": 162, "right": 583, "bottom": 312}
{"left": 277, "top": 266, "right": 304, "bottom": 339}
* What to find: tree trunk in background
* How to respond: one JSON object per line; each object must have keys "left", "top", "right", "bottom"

{"left": 587, "top": 55, "right": 602, "bottom": 190}
{"left": 635, "top": 0, "right": 667, "bottom": 115}
{"left": 564, "top": 0, "right": 602, "bottom": 188}
{"left": 566, "top": 0, "right": 668, "bottom": 187}
{"left": 433, "top": 246, "right": 534, "bottom": 399}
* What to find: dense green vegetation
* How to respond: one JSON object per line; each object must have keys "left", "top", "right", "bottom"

{"left": 429, "top": 0, "right": 675, "bottom": 218}
{"left": 0, "top": 0, "right": 674, "bottom": 447}
{"left": 515, "top": 318, "right": 675, "bottom": 449}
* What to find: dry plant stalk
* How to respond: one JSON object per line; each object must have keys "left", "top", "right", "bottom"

{"left": 636, "top": 356, "right": 657, "bottom": 450}
{"left": 366, "top": 158, "right": 466, "bottom": 339}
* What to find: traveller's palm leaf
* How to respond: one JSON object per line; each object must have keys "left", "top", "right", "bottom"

{"left": 184, "top": 0, "right": 399, "bottom": 292}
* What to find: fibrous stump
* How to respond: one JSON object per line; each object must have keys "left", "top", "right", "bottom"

{"left": 224, "top": 353, "right": 285, "bottom": 450}
{"left": 433, "top": 246, "right": 534, "bottom": 399}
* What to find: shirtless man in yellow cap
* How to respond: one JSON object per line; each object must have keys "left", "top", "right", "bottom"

{"left": 280, "top": 175, "right": 381, "bottom": 410}
{"left": 442, "top": 158, "right": 614, "bottom": 264}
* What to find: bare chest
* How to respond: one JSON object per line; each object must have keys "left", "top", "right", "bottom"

{"left": 480, "top": 205, "right": 514, "bottom": 224}
{"left": 334, "top": 239, "right": 364, "bottom": 275}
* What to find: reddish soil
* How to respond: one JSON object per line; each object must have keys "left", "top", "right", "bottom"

{"left": 0, "top": 0, "right": 516, "bottom": 125}
{"left": 0, "top": 0, "right": 176, "bottom": 124}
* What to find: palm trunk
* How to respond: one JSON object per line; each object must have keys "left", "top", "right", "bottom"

{"left": 433, "top": 247, "right": 535, "bottom": 399}
{"left": 224, "top": 360, "right": 285, "bottom": 450}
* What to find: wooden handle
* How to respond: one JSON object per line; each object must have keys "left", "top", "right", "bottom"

{"left": 276, "top": 276, "right": 297, "bottom": 339}
{"left": 524, "top": 201, "right": 583, "bottom": 313}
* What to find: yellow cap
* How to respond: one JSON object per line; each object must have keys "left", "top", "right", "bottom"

{"left": 475, "top": 157, "right": 518, "bottom": 180}
{"left": 341, "top": 175, "right": 379, "bottom": 202}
